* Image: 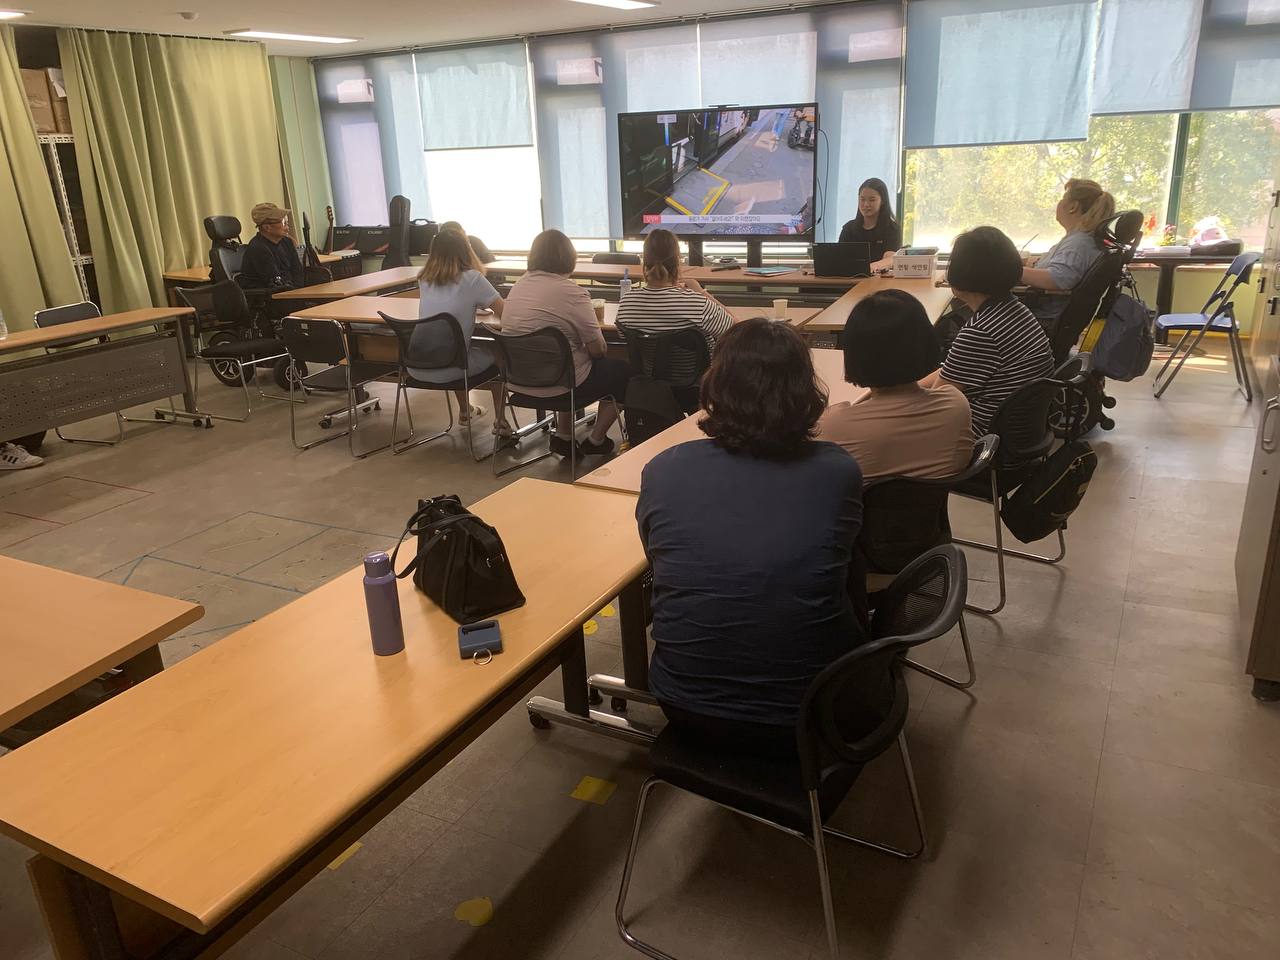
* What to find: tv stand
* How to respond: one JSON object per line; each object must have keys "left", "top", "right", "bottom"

{"left": 746, "top": 239, "right": 763, "bottom": 268}
{"left": 686, "top": 238, "right": 704, "bottom": 267}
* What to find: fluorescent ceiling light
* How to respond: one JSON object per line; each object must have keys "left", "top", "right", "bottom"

{"left": 0, "top": 10, "right": 30, "bottom": 19}
{"left": 567, "top": 0, "right": 660, "bottom": 10}
{"left": 226, "top": 30, "right": 358, "bottom": 44}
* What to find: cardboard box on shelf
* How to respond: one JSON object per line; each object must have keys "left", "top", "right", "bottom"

{"left": 53, "top": 99, "right": 72, "bottom": 134}
{"left": 20, "top": 68, "right": 56, "bottom": 134}
{"left": 44, "top": 68, "right": 73, "bottom": 134}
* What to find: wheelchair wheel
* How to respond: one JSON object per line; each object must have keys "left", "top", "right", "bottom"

{"left": 205, "top": 332, "right": 248, "bottom": 387}
{"left": 273, "top": 356, "right": 308, "bottom": 392}
{"left": 1051, "top": 376, "right": 1103, "bottom": 438}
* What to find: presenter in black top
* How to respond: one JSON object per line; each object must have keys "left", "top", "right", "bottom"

{"left": 837, "top": 177, "right": 901, "bottom": 269}
{"left": 240, "top": 202, "right": 304, "bottom": 291}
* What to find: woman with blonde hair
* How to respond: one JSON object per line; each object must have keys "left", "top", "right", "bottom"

{"left": 1020, "top": 178, "right": 1116, "bottom": 332}
{"left": 613, "top": 228, "right": 736, "bottom": 410}
{"left": 413, "top": 223, "right": 510, "bottom": 435}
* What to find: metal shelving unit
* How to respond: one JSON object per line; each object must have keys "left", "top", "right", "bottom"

{"left": 38, "top": 132, "right": 92, "bottom": 301}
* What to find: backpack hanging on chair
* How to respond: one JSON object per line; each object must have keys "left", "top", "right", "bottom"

{"left": 999, "top": 441, "right": 1098, "bottom": 544}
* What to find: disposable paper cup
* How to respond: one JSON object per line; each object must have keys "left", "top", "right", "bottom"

{"left": 772, "top": 298, "right": 788, "bottom": 320}
{"left": 592, "top": 299, "right": 606, "bottom": 323}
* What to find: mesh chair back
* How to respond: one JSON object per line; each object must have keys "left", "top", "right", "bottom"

{"left": 491, "top": 327, "right": 576, "bottom": 391}
{"left": 175, "top": 281, "right": 254, "bottom": 340}
{"left": 34, "top": 301, "right": 104, "bottom": 351}
{"left": 592, "top": 253, "right": 641, "bottom": 266}
{"left": 868, "top": 545, "right": 967, "bottom": 645}
{"left": 858, "top": 436, "right": 998, "bottom": 573}
{"left": 282, "top": 318, "right": 347, "bottom": 366}
{"left": 615, "top": 320, "right": 710, "bottom": 387}
{"left": 379, "top": 312, "right": 469, "bottom": 372}
{"left": 990, "top": 378, "right": 1058, "bottom": 465}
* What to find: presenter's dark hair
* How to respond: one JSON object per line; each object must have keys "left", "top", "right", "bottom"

{"left": 843, "top": 290, "right": 941, "bottom": 387}
{"left": 946, "top": 225, "right": 1023, "bottom": 297}
{"left": 699, "top": 318, "right": 827, "bottom": 460}
{"left": 854, "top": 177, "right": 897, "bottom": 225}
{"left": 527, "top": 229, "right": 577, "bottom": 275}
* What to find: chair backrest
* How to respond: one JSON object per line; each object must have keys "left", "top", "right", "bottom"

{"left": 989, "top": 378, "right": 1059, "bottom": 465}
{"left": 490, "top": 327, "right": 576, "bottom": 391}
{"left": 858, "top": 436, "right": 998, "bottom": 574}
{"left": 382, "top": 195, "right": 412, "bottom": 270}
{"left": 1048, "top": 230, "right": 1136, "bottom": 362}
{"left": 615, "top": 320, "right": 711, "bottom": 387}
{"left": 205, "top": 216, "right": 243, "bottom": 284}
{"left": 281, "top": 317, "right": 348, "bottom": 367}
{"left": 1199, "top": 251, "right": 1260, "bottom": 320}
{"left": 33, "top": 301, "right": 103, "bottom": 351}
{"left": 1098, "top": 209, "right": 1144, "bottom": 257}
{"left": 592, "top": 252, "right": 641, "bottom": 266}
{"left": 175, "top": 281, "right": 254, "bottom": 339}
{"left": 796, "top": 545, "right": 967, "bottom": 787}
{"left": 379, "top": 312, "right": 469, "bottom": 373}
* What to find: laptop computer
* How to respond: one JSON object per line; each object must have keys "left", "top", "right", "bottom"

{"left": 813, "top": 242, "right": 872, "bottom": 278}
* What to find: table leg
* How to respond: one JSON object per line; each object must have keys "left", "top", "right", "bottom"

{"left": 1157, "top": 263, "right": 1176, "bottom": 320}
{"left": 118, "top": 643, "right": 165, "bottom": 687}
{"left": 560, "top": 626, "right": 590, "bottom": 718}
{"left": 618, "top": 575, "right": 650, "bottom": 692}
{"left": 63, "top": 870, "right": 128, "bottom": 960}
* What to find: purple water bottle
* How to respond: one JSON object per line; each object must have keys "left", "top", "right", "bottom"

{"left": 363, "top": 552, "right": 405, "bottom": 656}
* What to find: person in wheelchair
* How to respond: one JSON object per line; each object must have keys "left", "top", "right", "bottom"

{"left": 1019, "top": 179, "right": 1115, "bottom": 335}
{"left": 239, "top": 202, "right": 305, "bottom": 338}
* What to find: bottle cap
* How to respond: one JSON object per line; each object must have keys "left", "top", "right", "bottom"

{"left": 363, "top": 551, "right": 392, "bottom": 577}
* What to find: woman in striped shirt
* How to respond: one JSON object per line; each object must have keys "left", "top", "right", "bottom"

{"left": 614, "top": 229, "right": 736, "bottom": 409}
{"left": 928, "top": 226, "right": 1054, "bottom": 436}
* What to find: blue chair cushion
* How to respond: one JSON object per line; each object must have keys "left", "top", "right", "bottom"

{"left": 1155, "top": 312, "right": 1233, "bottom": 332}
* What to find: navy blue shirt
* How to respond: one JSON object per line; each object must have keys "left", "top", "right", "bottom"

{"left": 637, "top": 438, "right": 864, "bottom": 726}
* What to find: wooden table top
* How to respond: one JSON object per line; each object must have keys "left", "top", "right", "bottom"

{"left": 486, "top": 259, "right": 868, "bottom": 289}
{"left": 0, "top": 557, "right": 204, "bottom": 731}
{"left": 0, "top": 307, "right": 194, "bottom": 358}
{"left": 0, "top": 479, "right": 646, "bottom": 934}
{"left": 163, "top": 253, "right": 347, "bottom": 285}
{"left": 576, "top": 348, "right": 867, "bottom": 496}
{"left": 802, "top": 276, "right": 956, "bottom": 333}
{"left": 271, "top": 266, "right": 422, "bottom": 301}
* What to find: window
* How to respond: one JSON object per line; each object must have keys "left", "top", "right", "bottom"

{"left": 1177, "top": 109, "right": 1280, "bottom": 249}
{"left": 903, "top": 113, "right": 1179, "bottom": 251}
{"left": 422, "top": 147, "right": 542, "bottom": 250}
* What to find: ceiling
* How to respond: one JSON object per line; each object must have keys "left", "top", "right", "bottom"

{"left": 14, "top": 1, "right": 816, "bottom": 56}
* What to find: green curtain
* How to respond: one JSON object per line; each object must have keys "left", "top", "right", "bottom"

{"left": 269, "top": 56, "right": 334, "bottom": 247}
{"left": 57, "top": 30, "right": 287, "bottom": 312}
{"left": 0, "top": 26, "right": 81, "bottom": 333}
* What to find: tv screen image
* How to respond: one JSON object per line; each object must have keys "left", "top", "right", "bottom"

{"left": 618, "top": 103, "right": 817, "bottom": 239}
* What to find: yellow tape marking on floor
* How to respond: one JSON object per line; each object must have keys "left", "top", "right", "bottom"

{"left": 664, "top": 195, "right": 694, "bottom": 215}
{"left": 698, "top": 167, "right": 731, "bottom": 214}
{"left": 600, "top": 603, "right": 616, "bottom": 618}
{"left": 327, "top": 841, "right": 363, "bottom": 870}
{"left": 571, "top": 775, "right": 618, "bottom": 805}
{"left": 583, "top": 619, "right": 598, "bottom": 636}
{"left": 454, "top": 897, "right": 494, "bottom": 926}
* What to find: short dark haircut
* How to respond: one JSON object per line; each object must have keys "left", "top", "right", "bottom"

{"left": 528, "top": 229, "right": 577, "bottom": 274}
{"left": 699, "top": 318, "right": 827, "bottom": 460}
{"left": 843, "top": 290, "right": 941, "bottom": 387}
{"left": 946, "top": 225, "right": 1023, "bottom": 298}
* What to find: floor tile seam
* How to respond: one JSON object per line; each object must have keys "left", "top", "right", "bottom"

{"left": 149, "top": 509, "right": 256, "bottom": 556}
{"left": 154, "top": 516, "right": 326, "bottom": 571}
{"left": 1074, "top": 863, "right": 1280, "bottom": 922}
{"left": 0, "top": 508, "right": 66, "bottom": 527}
{"left": 1109, "top": 659, "right": 1254, "bottom": 690}
{"left": 233, "top": 526, "right": 334, "bottom": 580}
{"left": 129, "top": 552, "right": 307, "bottom": 595}
{"left": 238, "top": 508, "right": 402, "bottom": 542}
{"left": 1096, "top": 743, "right": 1280, "bottom": 796}
{"left": 962, "top": 628, "right": 1122, "bottom": 673}
{"left": 1069, "top": 660, "right": 1116, "bottom": 959}
{"left": 3, "top": 487, "right": 155, "bottom": 528}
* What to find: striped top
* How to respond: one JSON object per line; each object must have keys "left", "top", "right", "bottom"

{"left": 941, "top": 296, "right": 1054, "bottom": 436}
{"left": 614, "top": 285, "right": 735, "bottom": 381}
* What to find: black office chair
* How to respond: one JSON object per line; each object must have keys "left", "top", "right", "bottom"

{"left": 488, "top": 326, "right": 591, "bottom": 477}
{"left": 380, "top": 312, "right": 503, "bottom": 461}
{"left": 174, "top": 283, "right": 298, "bottom": 422}
{"left": 32, "top": 301, "right": 178, "bottom": 445}
{"left": 1152, "top": 251, "right": 1261, "bottom": 401}
{"left": 280, "top": 318, "right": 392, "bottom": 459}
{"left": 204, "top": 215, "right": 245, "bottom": 284}
{"left": 382, "top": 195, "right": 412, "bottom": 270}
{"left": 615, "top": 320, "right": 711, "bottom": 442}
{"left": 616, "top": 546, "right": 968, "bottom": 960}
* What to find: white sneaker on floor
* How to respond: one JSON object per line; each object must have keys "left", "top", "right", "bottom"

{"left": 0, "top": 442, "right": 43, "bottom": 470}
{"left": 458, "top": 404, "right": 486, "bottom": 426}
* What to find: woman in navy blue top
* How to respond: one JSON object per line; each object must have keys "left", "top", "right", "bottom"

{"left": 636, "top": 318, "right": 864, "bottom": 755}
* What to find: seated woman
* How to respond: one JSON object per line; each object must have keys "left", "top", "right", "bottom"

{"left": 927, "top": 226, "right": 1054, "bottom": 437}
{"left": 1020, "top": 178, "right": 1116, "bottom": 332}
{"left": 614, "top": 228, "right": 735, "bottom": 411}
{"left": 414, "top": 224, "right": 510, "bottom": 436}
{"left": 818, "top": 289, "right": 973, "bottom": 481}
{"left": 637, "top": 318, "right": 864, "bottom": 756}
{"left": 499, "top": 229, "right": 629, "bottom": 458}
{"left": 838, "top": 177, "right": 902, "bottom": 268}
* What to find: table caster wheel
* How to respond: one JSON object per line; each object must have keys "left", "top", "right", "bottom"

{"left": 528, "top": 710, "right": 551, "bottom": 730}
{"left": 204, "top": 418, "right": 214, "bottom": 429}
{"left": 611, "top": 697, "right": 628, "bottom": 713}
{"left": 588, "top": 687, "right": 603, "bottom": 707}
{"left": 154, "top": 411, "right": 165, "bottom": 420}
{"left": 319, "top": 417, "right": 333, "bottom": 429}
{"left": 374, "top": 400, "right": 382, "bottom": 411}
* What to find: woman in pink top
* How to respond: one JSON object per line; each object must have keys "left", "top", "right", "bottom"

{"left": 500, "top": 230, "right": 630, "bottom": 458}
{"left": 817, "top": 289, "right": 973, "bottom": 481}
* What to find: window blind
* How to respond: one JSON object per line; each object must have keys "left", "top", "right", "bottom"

{"left": 415, "top": 43, "right": 533, "bottom": 149}
{"left": 1092, "top": 0, "right": 1204, "bottom": 114}
{"left": 904, "top": 0, "right": 1098, "bottom": 148}
{"left": 1190, "top": 0, "right": 1280, "bottom": 110}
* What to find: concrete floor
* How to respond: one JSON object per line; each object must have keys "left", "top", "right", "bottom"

{"left": 2, "top": 346, "right": 1279, "bottom": 960}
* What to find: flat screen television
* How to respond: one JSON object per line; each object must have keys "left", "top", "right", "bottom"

{"left": 618, "top": 102, "right": 818, "bottom": 240}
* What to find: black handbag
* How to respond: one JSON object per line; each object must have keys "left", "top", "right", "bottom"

{"left": 391, "top": 495, "right": 526, "bottom": 624}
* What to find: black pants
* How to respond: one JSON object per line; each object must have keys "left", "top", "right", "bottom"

{"left": 659, "top": 702, "right": 798, "bottom": 760}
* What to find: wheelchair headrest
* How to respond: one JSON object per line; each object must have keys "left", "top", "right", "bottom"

{"left": 204, "top": 215, "right": 242, "bottom": 245}
{"left": 1095, "top": 210, "right": 1143, "bottom": 250}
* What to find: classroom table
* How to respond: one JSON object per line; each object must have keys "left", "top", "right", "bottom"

{"left": 486, "top": 258, "right": 870, "bottom": 290}
{"left": 0, "top": 478, "right": 648, "bottom": 960}
{"left": 270, "top": 265, "right": 422, "bottom": 302}
{"left": 801, "top": 275, "right": 956, "bottom": 335}
{"left": 161, "top": 252, "right": 349, "bottom": 286}
{"left": 0, "top": 306, "right": 207, "bottom": 437}
{"left": 0, "top": 557, "right": 204, "bottom": 738}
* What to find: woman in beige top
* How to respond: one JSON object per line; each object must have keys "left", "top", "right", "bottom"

{"left": 817, "top": 289, "right": 973, "bottom": 481}
{"left": 499, "top": 230, "right": 630, "bottom": 458}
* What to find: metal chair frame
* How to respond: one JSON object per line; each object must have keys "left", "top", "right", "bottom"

{"left": 489, "top": 326, "right": 587, "bottom": 478}
{"left": 1152, "top": 252, "right": 1260, "bottom": 402}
